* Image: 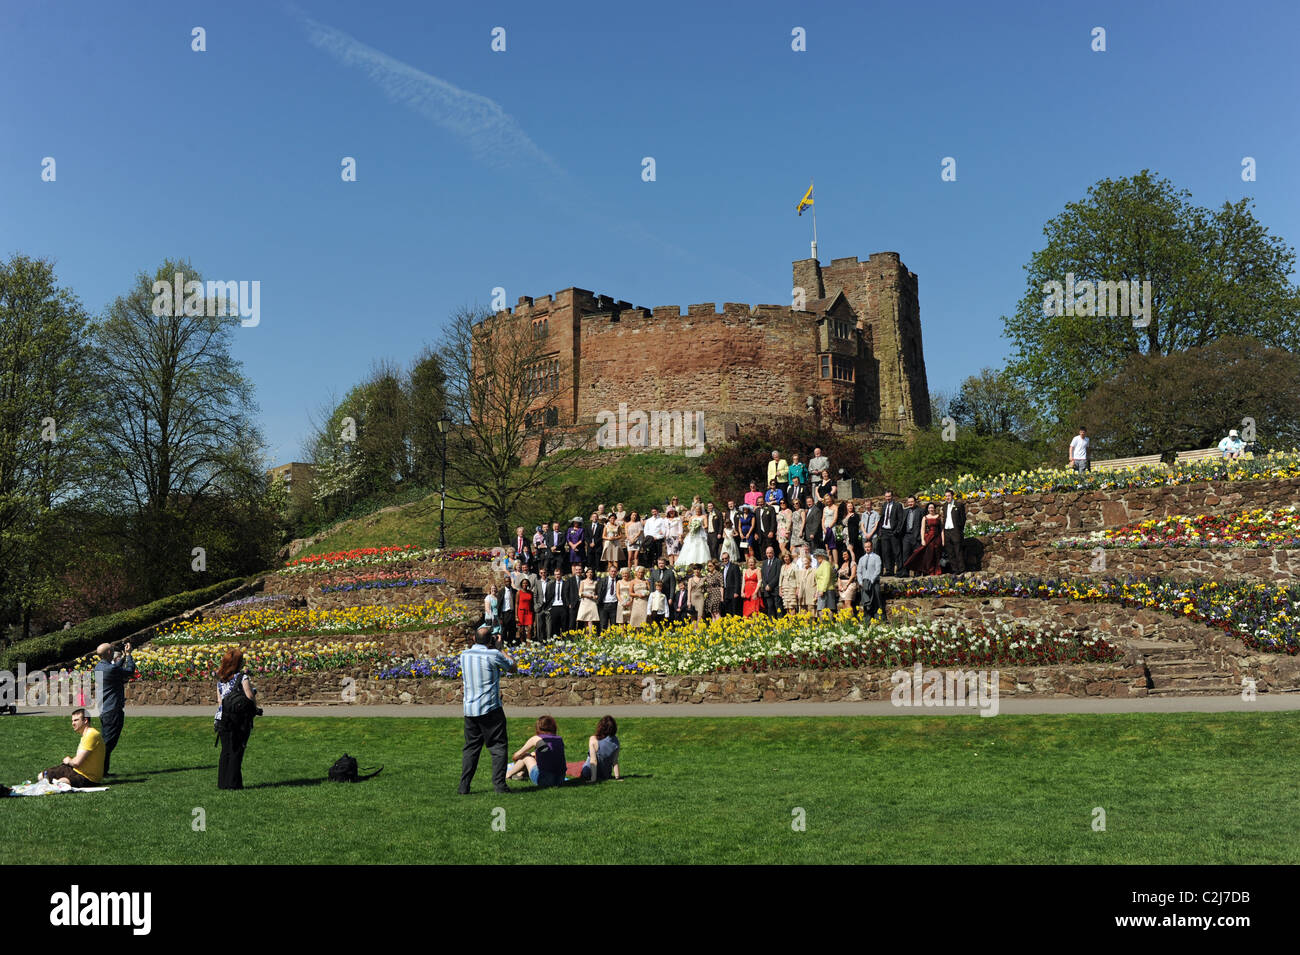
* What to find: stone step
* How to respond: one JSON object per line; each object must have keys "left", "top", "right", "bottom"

{"left": 1150, "top": 676, "right": 1240, "bottom": 690}
{"left": 1148, "top": 685, "right": 1243, "bottom": 697}
{"left": 1145, "top": 658, "right": 1215, "bottom": 672}
{"left": 1127, "top": 638, "right": 1197, "bottom": 653}
{"left": 1146, "top": 665, "right": 1218, "bottom": 680}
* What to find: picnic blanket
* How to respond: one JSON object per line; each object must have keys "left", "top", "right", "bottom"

{"left": 4, "top": 780, "right": 109, "bottom": 796}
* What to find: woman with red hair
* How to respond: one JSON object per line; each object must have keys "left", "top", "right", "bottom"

{"left": 215, "top": 649, "right": 257, "bottom": 790}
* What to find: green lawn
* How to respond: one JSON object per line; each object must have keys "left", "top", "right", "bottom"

{"left": 297, "top": 451, "right": 716, "bottom": 558}
{"left": 3, "top": 714, "right": 1296, "bottom": 864}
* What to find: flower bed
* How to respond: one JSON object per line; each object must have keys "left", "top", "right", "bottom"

{"left": 152, "top": 598, "right": 467, "bottom": 645}
{"left": 1054, "top": 506, "right": 1300, "bottom": 549}
{"left": 378, "top": 610, "right": 1120, "bottom": 677}
{"left": 967, "top": 521, "right": 1019, "bottom": 536}
{"left": 886, "top": 575, "right": 1300, "bottom": 655}
{"left": 278, "top": 546, "right": 494, "bottom": 576}
{"left": 915, "top": 450, "right": 1300, "bottom": 500}
{"left": 75, "top": 639, "right": 396, "bottom": 681}
{"left": 320, "top": 575, "right": 448, "bottom": 594}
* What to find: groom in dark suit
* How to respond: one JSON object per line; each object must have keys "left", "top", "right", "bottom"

{"left": 720, "top": 551, "right": 742, "bottom": 616}
{"left": 941, "top": 489, "right": 967, "bottom": 574}
{"left": 596, "top": 565, "right": 620, "bottom": 634}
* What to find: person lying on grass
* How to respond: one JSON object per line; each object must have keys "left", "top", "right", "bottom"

{"left": 505, "top": 715, "right": 567, "bottom": 789}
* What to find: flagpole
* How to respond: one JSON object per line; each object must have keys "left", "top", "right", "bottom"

{"left": 799, "top": 178, "right": 817, "bottom": 259}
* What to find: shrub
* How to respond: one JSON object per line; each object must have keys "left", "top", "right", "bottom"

{"left": 0, "top": 577, "right": 251, "bottom": 672}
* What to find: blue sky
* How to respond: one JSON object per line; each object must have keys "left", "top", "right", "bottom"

{"left": 4, "top": 0, "right": 1298, "bottom": 464}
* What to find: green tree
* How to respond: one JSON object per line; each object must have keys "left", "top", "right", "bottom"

{"left": 407, "top": 346, "right": 448, "bottom": 486}
{"left": 0, "top": 255, "right": 99, "bottom": 641}
{"left": 1003, "top": 170, "right": 1300, "bottom": 419}
{"left": 1072, "top": 337, "right": 1300, "bottom": 458}
{"left": 88, "top": 260, "right": 268, "bottom": 599}
{"left": 948, "top": 367, "right": 1036, "bottom": 439}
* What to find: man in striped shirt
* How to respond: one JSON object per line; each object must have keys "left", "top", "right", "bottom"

{"left": 459, "top": 624, "right": 517, "bottom": 794}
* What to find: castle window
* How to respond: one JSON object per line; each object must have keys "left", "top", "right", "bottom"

{"left": 820, "top": 355, "right": 830, "bottom": 379}
{"left": 839, "top": 399, "right": 853, "bottom": 419}
{"left": 832, "top": 320, "right": 851, "bottom": 340}
{"left": 533, "top": 318, "right": 549, "bottom": 339}
{"left": 526, "top": 358, "right": 560, "bottom": 399}
{"left": 828, "top": 356, "right": 854, "bottom": 382}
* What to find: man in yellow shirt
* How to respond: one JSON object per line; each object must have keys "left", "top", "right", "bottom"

{"left": 38, "top": 708, "right": 105, "bottom": 787}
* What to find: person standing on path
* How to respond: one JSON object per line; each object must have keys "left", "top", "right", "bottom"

{"left": 92, "top": 641, "right": 134, "bottom": 776}
{"left": 459, "top": 623, "right": 517, "bottom": 795}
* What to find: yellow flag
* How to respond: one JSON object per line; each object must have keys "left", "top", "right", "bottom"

{"left": 796, "top": 182, "right": 814, "bottom": 216}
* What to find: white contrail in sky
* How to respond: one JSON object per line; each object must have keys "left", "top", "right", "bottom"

{"left": 297, "top": 10, "right": 563, "bottom": 178}
{"left": 291, "top": 8, "right": 766, "bottom": 289}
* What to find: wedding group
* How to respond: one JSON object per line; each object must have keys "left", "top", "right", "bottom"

{"left": 485, "top": 448, "right": 974, "bottom": 642}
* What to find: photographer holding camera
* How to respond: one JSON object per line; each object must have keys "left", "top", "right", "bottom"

{"left": 215, "top": 648, "right": 261, "bottom": 790}
{"left": 92, "top": 640, "right": 135, "bottom": 776}
{"left": 458, "top": 622, "right": 517, "bottom": 794}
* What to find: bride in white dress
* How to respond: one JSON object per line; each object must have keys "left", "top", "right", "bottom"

{"left": 675, "top": 505, "right": 711, "bottom": 568}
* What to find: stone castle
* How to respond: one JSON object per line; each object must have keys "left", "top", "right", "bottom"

{"left": 491, "top": 251, "right": 931, "bottom": 447}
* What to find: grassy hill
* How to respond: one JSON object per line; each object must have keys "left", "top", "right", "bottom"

{"left": 294, "top": 451, "right": 715, "bottom": 559}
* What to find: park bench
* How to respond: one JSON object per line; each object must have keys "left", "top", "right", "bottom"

{"left": 1174, "top": 447, "right": 1225, "bottom": 464}
{"left": 1091, "top": 454, "right": 1164, "bottom": 472}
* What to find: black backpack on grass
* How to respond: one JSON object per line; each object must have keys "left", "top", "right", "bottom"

{"left": 328, "top": 754, "right": 382, "bottom": 782}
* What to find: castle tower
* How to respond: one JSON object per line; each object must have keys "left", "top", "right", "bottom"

{"left": 793, "top": 252, "right": 931, "bottom": 432}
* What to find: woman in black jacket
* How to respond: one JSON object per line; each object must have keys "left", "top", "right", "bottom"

{"left": 215, "top": 648, "right": 257, "bottom": 790}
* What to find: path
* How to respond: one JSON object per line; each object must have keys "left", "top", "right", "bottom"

{"left": 9, "top": 695, "right": 1299, "bottom": 719}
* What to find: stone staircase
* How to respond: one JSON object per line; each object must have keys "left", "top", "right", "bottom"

{"left": 1127, "top": 638, "right": 1242, "bottom": 697}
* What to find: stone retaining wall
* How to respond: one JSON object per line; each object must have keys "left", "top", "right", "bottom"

{"left": 978, "top": 543, "right": 1300, "bottom": 582}
{"left": 122, "top": 662, "right": 1146, "bottom": 706}
{"left": 954, "top": 477, "right": 1300, "bottom": 533}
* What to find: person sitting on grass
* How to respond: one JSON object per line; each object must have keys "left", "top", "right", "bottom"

{"left": 37, "top": 708, "right": 104, "bottom": 788}
{"left": 577, "top": 715, "right": 622, "bottom": 783}
{"left": 505, "top": 714, "right": 567, "bottom": 789}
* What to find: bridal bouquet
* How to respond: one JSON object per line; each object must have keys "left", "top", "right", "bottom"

{"left": 688, "top": 516, "right": 703, "bottom": 534}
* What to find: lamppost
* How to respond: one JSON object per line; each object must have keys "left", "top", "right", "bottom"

{"left": 437, "top": 415, "right": 451, "bottom": 550}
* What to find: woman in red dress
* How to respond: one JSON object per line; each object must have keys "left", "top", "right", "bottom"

{"left": 515, "top": 578, "right": 535, "bottom": 641}
{"left": 903, "top": 503, "right": 944, "bottom": 577}
{"left": 741, "top": 556, "right": 762, "bottom": 616}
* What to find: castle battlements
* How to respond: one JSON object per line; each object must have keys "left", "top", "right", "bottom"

{"left": 480, "top": 251, "right": 931, "bottom": 440}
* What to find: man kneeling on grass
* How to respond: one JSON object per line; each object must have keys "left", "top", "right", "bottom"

{"left": 506, "top": 715, "right": 567, "bottom": 789}
{"left": 37, "top": 708, "right": 104, "bottom": 788}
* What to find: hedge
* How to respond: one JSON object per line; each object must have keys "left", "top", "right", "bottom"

{"left": 0, "top": 577, "right": 252, "bottom": 673}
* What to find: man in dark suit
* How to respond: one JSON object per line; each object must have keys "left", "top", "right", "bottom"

{"left": 499, "top": 578, "right": 517, "bottom": 644}
{"left": 805, "top": 496, "right": 823, "bottom": 551}
{"left": 941, "top": 489, "right": 967, "bottom": 574}
{"left": 545, "top": 521, "right": 565, "bottom": 574}
{"left": 756, "top": 503, "right": 778, "bottom": 554}
{"left": 877, "top": 490, "right": 905, "bottom": 577}
{"left": 542, "top": 566, "right": 576, "bottom": 639}
{"left": 900, "top": 496, "right": 922, "bottom": 577}
{"left": 760, "top": 545, "right": 782, "bottom": 615}
{"left": 705, "top": 504, "right": 721, "bottom": 558}
{"left": 720, "top": 551, "right": 742, "bottom": 616}
{"left": 596, "top": 564, "right": 619, "bottom": 634}
{"left": 649, "top": 558, "right": 677, "bottom": 622}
